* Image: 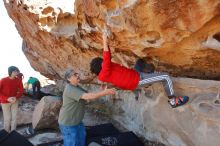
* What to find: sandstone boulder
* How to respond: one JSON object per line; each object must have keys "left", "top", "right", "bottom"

{"left": 3, "top": 0, "right": 220, "bottom": 80}
{"left": 100, "top": 78, "right": 220, "bottom": 146}
{"left": 32, "top": 96, "right": 62, "bottom": 130}
{"left": 17, "top": 97, "right": 39, "bottom": 125}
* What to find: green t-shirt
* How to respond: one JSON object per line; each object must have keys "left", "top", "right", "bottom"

{"left": 58, "top": 84, "right": 87, "bottom": 126}
{"left": 27, "top": 77, "right": 39, "bottom": 84}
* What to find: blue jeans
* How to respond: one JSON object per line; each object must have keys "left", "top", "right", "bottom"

{"left": 59, "top": 123, "right": 86, "bottom": 146}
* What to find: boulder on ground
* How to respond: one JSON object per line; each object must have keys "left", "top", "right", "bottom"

{"left": 17, "top": 97, "right": 39, "bottom": 125}
{"left": 32, "top": 96, "right": 62, "bottom": 130}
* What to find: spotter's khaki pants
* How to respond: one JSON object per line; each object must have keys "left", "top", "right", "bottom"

{"left": 1, "top": 101, "right": 18, "bottom": 132}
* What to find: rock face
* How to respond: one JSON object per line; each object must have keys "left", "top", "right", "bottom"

{"left": 91, "top": 78, "right": 220, "bottom": 146}
{"left": 32, "top": 96, "right": 62, "bottom": 130}
{"left": 3, "top": 0, "right": 220, "bottom": 80}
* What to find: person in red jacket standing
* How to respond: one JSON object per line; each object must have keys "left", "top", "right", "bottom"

{"left": 90, "top": 32, "right": 189, "bottom": 108}
{"left": 0, "top": 66, "right": 24, "bottom": 132}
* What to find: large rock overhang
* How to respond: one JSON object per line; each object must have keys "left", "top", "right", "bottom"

{"left": 3, "top": 0, "right": 220, "bottom": 81}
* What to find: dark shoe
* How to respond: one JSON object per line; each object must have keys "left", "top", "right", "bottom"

{"left": 22, "top": 126, "right": 35, "bottom": 138}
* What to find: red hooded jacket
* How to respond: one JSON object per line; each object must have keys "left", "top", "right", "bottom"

{"left": 98, "top": 50, "right": 140, "bottom": 90}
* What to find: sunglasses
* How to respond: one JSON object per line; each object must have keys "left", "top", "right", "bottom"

{"left": 74, "top": 73, "right": 79, "bottom": 76}
{"left": 71, "top": 73, "right": 79, "bottom": 78}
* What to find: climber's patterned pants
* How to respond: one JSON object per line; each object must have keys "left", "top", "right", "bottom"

{"left": 138, "top": 72, "right": 174, "bottom": 96}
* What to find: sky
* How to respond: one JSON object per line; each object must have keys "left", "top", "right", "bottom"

{"left": 0, "top": 1, "right": 47, "bottom": 83}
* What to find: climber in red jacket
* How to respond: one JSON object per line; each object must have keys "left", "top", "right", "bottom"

{"left": 0, "top": 66, "right": 24, "bottom": 132}
{"left": 90, "top": 31, "right": 189, "bottom": 108}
